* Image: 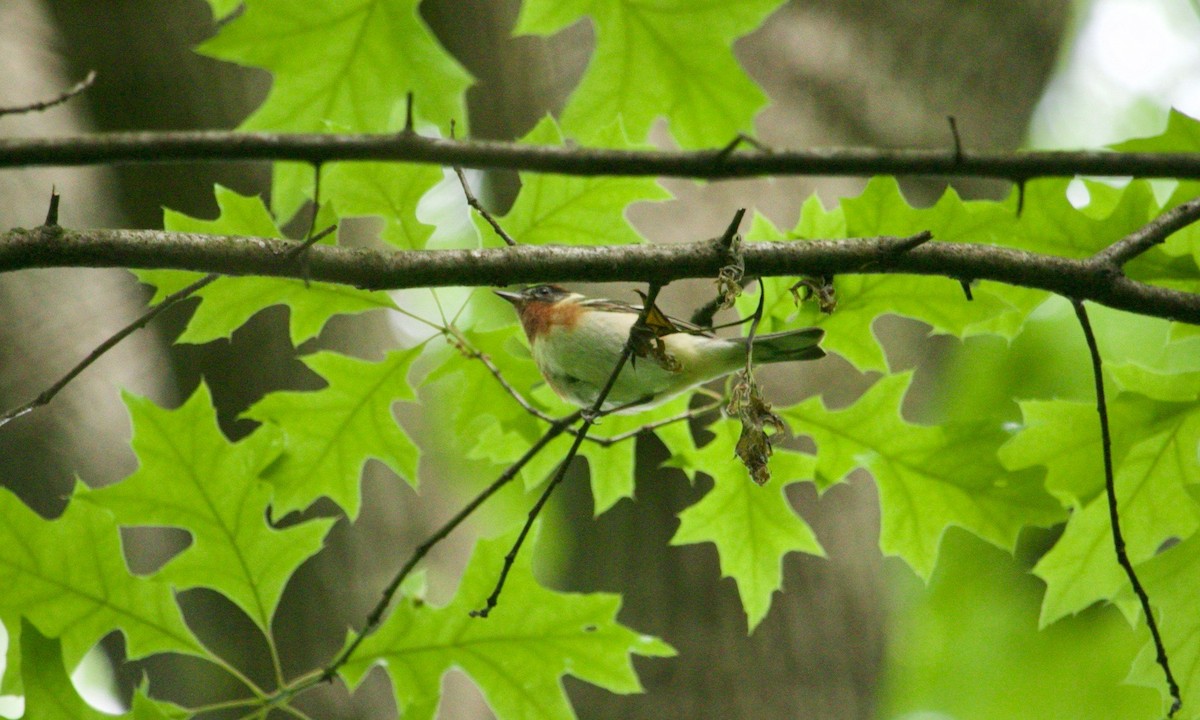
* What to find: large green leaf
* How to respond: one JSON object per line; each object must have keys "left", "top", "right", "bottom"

{"left": 81, "top": 384, "right": 333, "bottom": 634}
{"left": 1124, "top": 534, "right": 1200, "bottom": 717}
{"left": 487, "top": 117, "right": 670, "bottom": 247}
{"left": 784, "top": 373, "right": 1064, "bottom": 578}
{"left": 17, "top": 619, "right": 184, "bottom": 720}
{"left": 200, "top": 0, "right": 471, "bottom": 217}
{"left": 323, "top": 162, "right": 443, "bottom": 249}
{"left": 516, "top": 0, "right": 786, "bottom": 147}
{"left": 1002, "top": 391, "right": 1200, "bottom": 625}
{"left": 136, "top": 185, "right": 395, "bottom": 346}
{"left": 669, "top": 417, "right": 823, "bottom": 631}
{"left": 0, "top": 485, "right": 202, "bottom": 669}
{"left": 244, "top": 349, "right": 422, "bottom": 519}
{"left": 340, "top": 532, "right": 674, "bottom": 720}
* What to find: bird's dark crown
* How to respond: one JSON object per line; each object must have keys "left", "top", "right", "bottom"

{"left": 518, "top": 284, "right": 571, "bottom": 304}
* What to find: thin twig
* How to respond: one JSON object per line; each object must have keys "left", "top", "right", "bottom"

{"left": 694, "top": 208, "right": 748, "bottom": 326}
{"left": 310, "top": 409, "right": 583, "bottom": 686}
{"left": 0, "top": 272, "right": 216, "bottom": 429}
{"left": 959, "top": 279, "right": 974, "bottom": 301}
{"left": 0, "top": 225, "right": 335, "bottom": 429}
{"left": 713, "top": 133, "right": 769, "bottom": 163}
{"left": 586, "top": 401, "right": 721, "bottom": 447}
{"left": 947, "top": 115, "right": 963, "bottom": 164}
{"left": 470, "top": 344, "right": 719, "bottom": 445}
{"left": 881, "top": 230, "right": 933, "bottom": 255}
{"left": 452, "top": 165, "right": 517, "bottom": 246}
{"left": 402, "top": 91, "right": 415, "bottom": 135}
{"left": 471, "top": 282, "right": 669, "bottom": 617}
{"left": 44, "top": 187, "right": 60, "bottom": 226}
{"left": 296, "top": 162, "right": 324, "bottom": 288}
{"left": 1072, "top": 299, "right": 1181, "bottom": 716}
{"left": 0, "top": 70, "right": 97, "bottom": 118}
{"left": 469, "top": 349, "right": 558, "bottom": 424}
{"left": 1093, "top": 195, "right": 1200, "bottom": 268}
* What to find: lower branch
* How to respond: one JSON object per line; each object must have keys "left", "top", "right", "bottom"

{"left": 4, "top": 226, "right": 1200, "bottom": 323}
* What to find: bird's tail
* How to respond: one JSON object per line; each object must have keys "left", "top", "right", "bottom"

{"left": 739, "top": 328, "right": 825, "bottom": 363}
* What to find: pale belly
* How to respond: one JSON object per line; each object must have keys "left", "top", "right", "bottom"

{"left": 531, "top": 323, "right": 739, "bottom": 411}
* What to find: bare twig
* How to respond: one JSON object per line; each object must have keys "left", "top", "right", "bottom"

{"left": 881, "top": 230, "right": 933, "bottom": 255}
{"left": 468, "top": 343, "right": 719, "bottom": 446}
{"left": 0, "top": 70, "right": 96, "bottom": 118}
{"left": 959, "top": 279, "right": 974, "bottom": 301}
{"left": 1092, "top": 195, "right": 1200, "bottom": 268}
{"left": 402, "top": 91, "right": 415, "bottom": 135}
{"left": 1072, "top": 299, "right": 1181, "bottom": 716}
{"left": 5, "top": 131, "right": 1200, "bottom": 182}
{"left": 0, "top": 272, "right": 216, "bottom": 429}
{"left": 448, "top": 119, "right": 516, "bottom": 246}
{"left": 586, "top": 401, "right": 721, "bottom": 447}
{"left": 313, "top": 409, "right": 583, "bottom": 686}
{"left": 713, "top": 133, "right": 770, "bottom": 163}
{"left": 471, "top": 282, "right": 669, "bottom": 617}
{"left": 453, "top": 165, "right": 516, "bottom": 246}
{"left": 43, "top": 187, "right": 60, "bottom": 227}
{"left": 947, "top": 115, "right": 963, "bottom": 164}
{"left": 693, "top": 208, "right": 748, "bottom": 326}
{"left": 469, "top": 349, "right": 559, "bottom": 424}
{"left": 0, "top": 225, "right": 335, "bottom": 428}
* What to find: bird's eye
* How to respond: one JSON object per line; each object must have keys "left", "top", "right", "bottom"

{"left": 536, "top": 286, "right": 551, "bottom": 297}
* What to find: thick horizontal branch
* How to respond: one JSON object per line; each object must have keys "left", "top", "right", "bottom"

{"left": 1, "top": 131, "right": 1199, "bottom": 181}
{"left": 3, "top": 225, "right": 1199, "bottom": 324}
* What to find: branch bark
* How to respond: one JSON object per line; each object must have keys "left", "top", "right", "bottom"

{"left": 3, "top": 224, "right": 1199, "bottom": 324}
{"left": 2, "top": 131, "right": 1200, "bottom": 181}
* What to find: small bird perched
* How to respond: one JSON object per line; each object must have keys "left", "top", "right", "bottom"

{"left": 494, "top": 284, "right": 825, "bottom": 412}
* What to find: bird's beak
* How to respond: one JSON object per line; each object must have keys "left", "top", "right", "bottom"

{"left": 493, "top": 289, "right": 522, "bottom": 305}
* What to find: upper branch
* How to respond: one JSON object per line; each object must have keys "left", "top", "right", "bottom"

{"left": 4, "top": 225, "right": 1200, "bottom": 324}
{"left": 2, "top": 131, "right": 1200, "bottom": 181}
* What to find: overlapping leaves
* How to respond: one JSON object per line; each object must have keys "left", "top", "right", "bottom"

{"left": 340, "top": 532, "right": 674, "bottom": 720}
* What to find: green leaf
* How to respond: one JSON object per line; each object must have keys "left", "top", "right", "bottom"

{"left": 1110, "top": 108, "right": 1200, "bottom": 153}
{"left": 2, "top": 613, "right": 20, "bottom": 695}
{"left": 879, "top": 530, "right": 1159, "bottom": 720}
{"left": 783, "top": 373, "right": 1063, "bottom": 578}
{"left": 244, "top": 349, "right": 422, "bottom": 519}
{"left": 17, "top": 618, "right": 186, "bottom": 719}
{"left": 489, "top": 117, "right": 670, "bottom": 247}
{"left": 340, "top": 532, "right": 674, "bottom": 720}
{"left": 0, "top": 485, "right": 202, "bottom": 669}
{"left": 201, "top": 0, "right": 471, "bottom": 217}
{"left": 1123, "top": 534, "right": 1200, "bottom": 716}
{"left": 136, "top": 185, "right": 395, "bottom": 346}
{"left": 81, "top": 384, "right": 333, "bottom": 634}
{"left": 1003, "top": 393, "right": 1200, "bottom": 624}
{"left": 746, "top": 181, "right": 1032, "bottom": 372}
{"left": 324, "top": 162, "right": 443, "bottom": 249}
{"left": 515, "top": 0, "right": 786, "bottom": 147}
{"left": 670, "top": 418, "right": 823, "bottom": 631}
{"left": 18, "top": 618, "right": 108, "bottom": 720}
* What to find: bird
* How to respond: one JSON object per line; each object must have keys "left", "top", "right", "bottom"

{"left": 494, "top": 284, "right": 824, "bottom": 412}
